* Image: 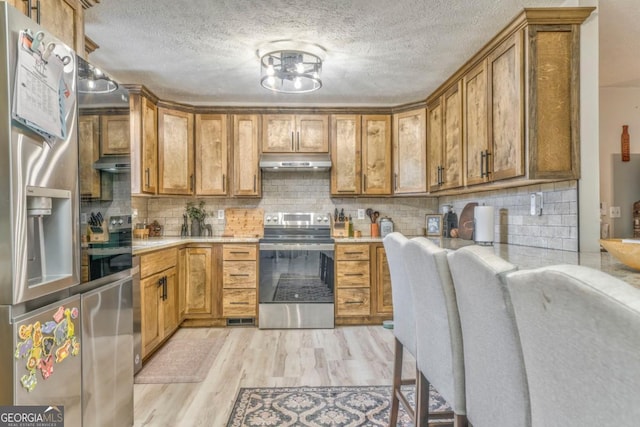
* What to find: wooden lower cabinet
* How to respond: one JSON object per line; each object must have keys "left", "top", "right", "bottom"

{"left": 140, "top": 248, "right": 178, "bottom": 359}
{"left": 335, "top": 243, "right": 392, "bottom": 324}
{"left": 222, "top": 244, "right": 257, "bottom": 319}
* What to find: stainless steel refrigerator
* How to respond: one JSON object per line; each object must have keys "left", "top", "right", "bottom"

{"left": 0, "top": 2, "right": 81, "bottom": 426}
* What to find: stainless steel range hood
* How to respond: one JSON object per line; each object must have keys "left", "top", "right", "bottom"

{"left": 93, "top": 155, "right": 131, "bottom": 173}
{"left": 259, "top": 153, "right": 332, "bottom": 172}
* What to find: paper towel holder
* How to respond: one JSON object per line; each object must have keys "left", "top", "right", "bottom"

{"left": 474, "top": 204, "right": 495, "bottom": 246}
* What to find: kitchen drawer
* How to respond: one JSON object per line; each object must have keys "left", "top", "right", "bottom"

{"left": 141, "top": 247, "right": 178, "bottom": 278}
{"left": 223, "top": 261, "right": 257, "bottom": 288}
{"left": 336, "top": 261, "right": 370, "bottom": 287}
{"left": 222, "top": 289, "right": 257, "bottom": 317}
{"left": 336, "top": 244, "right": 370, "bottom": 261}
{"left": 223, "top": 245, "right": 257, "bottom": 261}
{"left": 336, "top": 288, "right": 371, "bottom": 316}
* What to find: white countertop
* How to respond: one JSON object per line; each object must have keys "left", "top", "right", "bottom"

{"left": 133, "top": 236, "right": 259, "bottom": 254}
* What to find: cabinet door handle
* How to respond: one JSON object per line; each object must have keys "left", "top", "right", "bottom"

{"left": 291, "top": 132, "right": 294, "bottom": 151}
{"left": 145, "top": 168, "right": 150, "bottom": 188}
{"left": 190, "top": 174, "right": 194, "bottom": 192}
{"left": 485, "top": 150, "right": 491, "bottom": 177}
{"left": 253, "top": 175, "right": 257, "bottom": 192}
{"left": 230, "top": 301, "right": 249, "bottom": 305}
{"left": 23, "top": 0, "right": 40, "bottom": 23}
{"left": 163, "top": 276, "right": 168, "bottom": 301}
{"left": 394, "top": 173, "right": 398, "bottom": 191}
{"left": 363, "top": 174, "right": 367, "bottom": 192}
{"left": 35, "top": 0, "right": 41, "bottom": 24}
{"left": 222, "top": 174, "right": 226, "bottom": 192}
{"left": 345, "top": 300, "right": 364, "bottom": 304}
{"left": 297, "top": 131, "right": 300, "bottom": 151}
{"left": 480, "top": 151, "right": 486, "bottom": 178}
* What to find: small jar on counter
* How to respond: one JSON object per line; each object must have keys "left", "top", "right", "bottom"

{"left": 380, "top": 217, "right": 394, "bottom": 238}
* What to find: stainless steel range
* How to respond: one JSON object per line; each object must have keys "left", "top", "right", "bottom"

{"left": 259, "top": 212, "right": 335, "bottom": 329}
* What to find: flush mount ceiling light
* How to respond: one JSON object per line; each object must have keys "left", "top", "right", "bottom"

{"left": 78, "top": 60, "right": 118, "bottom": 94}
{"left": 258, "top": 41, "right": 326, "bottom": 94}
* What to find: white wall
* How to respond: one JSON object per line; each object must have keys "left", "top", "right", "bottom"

{"left": 578, "top": 0, "right": 601, "bottom": 252}
{"left": 599, "top": 87, "right": 640, "bottom": 237}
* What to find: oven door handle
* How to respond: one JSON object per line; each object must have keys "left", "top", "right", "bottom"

{"left": 259, "top": 243, "right": 335, "bottom": 252}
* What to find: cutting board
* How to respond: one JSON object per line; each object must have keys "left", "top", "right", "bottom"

{"left": 223, "top": 208, "right": 264, "bottom": 238}
{"left": 458, "top": 202, "right": 478, "bottom": 240}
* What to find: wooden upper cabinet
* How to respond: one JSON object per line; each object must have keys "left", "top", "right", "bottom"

{"left": 441, "top": 81, "right": 464, "bottom": 190}
{"left": 130, "top": 93, "right": 158, "bottom": 195}
{"left": 296, "top": 115, "right": 328, "bottom": 152}
{"left": 262, "top": 114, "right": 328, "bottom": 153}
{"left": 361, "top": 115, "right": 391, "bottom": 195}
{"left": 527, "top": 23, "right": 579, "bottom": 179}
{"left": 393, "top": 109, "right": 426, "bottom": 194}
{"left": 100, "top": 115, "right": 130, "bottom": 156}
{"left": 233, "top": 115, "right": 261, "bottom": 197}
{"left": 17, "top": 0, "right": 85, "bottom": 56}
{"left": 427, "top": 82, "right": 464, "bottom": 192}
{"left": 488, "top": 30, "right": 525, "bottom": 182}
{"left": 463, "top": 59, "right": 490, "bottom": 187}
{"left": 330, "top": 115, "right": 361, "bottom": 195}
{"left": 158, "top": 107, "right": 194, "bottom": 195}
{"left": 195, "top": 114, "right": 228, "bottom": 195}
{"left": 427, "top": 98, "right": 443, "bottom": 193}
{"left": 78, "top": 115, "right": 101, "bottom": 198}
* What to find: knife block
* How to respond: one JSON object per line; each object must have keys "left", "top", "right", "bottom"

{"left": 332, "top": 220, "right": 349, "bottom": 237}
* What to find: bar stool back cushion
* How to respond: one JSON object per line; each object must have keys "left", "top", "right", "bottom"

{"left": 404, "top": 237, "right": 465, "bottom": 414}
{"left": 447, "top": 245, "right": 530, "bottom": 427}
{"left": 383, "top": 232, "right": 416, "bottom": 356}
{"left": 507, "top": 264, "right": 640, "bottom": 427}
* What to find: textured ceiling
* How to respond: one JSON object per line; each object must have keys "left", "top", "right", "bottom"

{"left": 84, "top": 0, "right": 637, "bottom": 107}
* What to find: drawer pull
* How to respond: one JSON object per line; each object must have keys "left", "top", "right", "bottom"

{"left": 344, "top": 273, "right": 364, "bottom": 276}
{"left": 230, "top": 301, "right": 249, "bottom": 305}
{"left": 230, "top": 251, "right": 251, "bottom": 254}
{"left": 229, "top": 273, "right": 250, "bottom": 277}
{"left": 344, "top": 251, "right": 364, "bottom": 255}
{"left": 345, "top": 300, "right": 364, "bottom": 304}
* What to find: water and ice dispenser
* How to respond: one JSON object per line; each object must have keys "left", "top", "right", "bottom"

{"left": 25, "top": 187, "right": 73, "bottom": 287}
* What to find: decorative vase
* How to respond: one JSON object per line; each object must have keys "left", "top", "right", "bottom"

{"left": 622, "top": 125, "right": 630, "bottom": 162}
{"left": 191, "top": 219, "right": 201, "bottom": 237}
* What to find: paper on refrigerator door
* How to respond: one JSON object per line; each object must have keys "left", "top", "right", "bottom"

{"left": 12, "top": 30, "right": 68, "bottom": 145}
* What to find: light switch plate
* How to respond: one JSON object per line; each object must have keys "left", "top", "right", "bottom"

{"left": 218, "top": 209, "right": 225, "bottom": 220}
{"left": 357, "top": 209, "right": 365, "bottom": 220}
{"left": 530, "top": 192, "right": 543, "bottom": 216}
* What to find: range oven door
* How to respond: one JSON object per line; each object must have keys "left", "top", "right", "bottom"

{"left": 259, "top": 242, "right": 335, "bottom": 329}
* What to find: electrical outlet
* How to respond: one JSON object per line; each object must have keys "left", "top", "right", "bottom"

{"left": 610, "top": 206, "right": 621, "bottom": 218}
{"left": 357, "top": 209, "right": 365, "bottom": 220}
{"left": 218, "top": 209, "right": 225, "bottom": 220}
{"left": 530, "top": 192, "right": 543, "bottom": 216}
{"left": 600, "top": 202, "right": 608, "bottom": 216}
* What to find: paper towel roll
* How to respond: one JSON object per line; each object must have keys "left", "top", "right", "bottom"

{"left": 474, "top": 205, "right": 494, "bottom": 244}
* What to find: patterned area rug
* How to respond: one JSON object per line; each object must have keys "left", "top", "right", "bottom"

{"left": 134, "top": 338, "right": 221, "bottom": 384}
{"left": 226, "top": 385, "right": 453, "bottom": 426}
{"left": 273, "top": 274, "right": 334, "bottom": 303}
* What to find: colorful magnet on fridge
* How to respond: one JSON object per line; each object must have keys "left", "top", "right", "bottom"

{"left": 15, "top": 338, "right": 33, "bottom": 359}
{"left": 39, "top": 354, "right": 53, "bottom": 379}
{"left": 70, "top": 307, "right": 79, "bottom": 319}
{"left": 53, "top": 306, "right": 65, "bottom": 323}
{"left": 32, "top": 322, "right": 42, "bottom": 347}
{"left": 54, "top": 320, "right": 67, "bottom": 345}
{"left": 30, "top": 31, "right": 45, "bottom": 53}
{"left": 41, "top": 321, "right": 57, "bottom": 334}
{"left": 55, "top": 340, "right": 70, "bottom": 363}
{"left": 19, "top": 324, "right": 33, "bottom": 340}
{"left": 41, "top": 337, "right": 54, "bottom": 357}
{"left": 71, "top": 336, "right": 80, "bottom": 356}
{"left": 27, "top": 355, "right": 38, "bottom": 371}
{"left": 20, "top": 371, "right": 37, "bottom": 392}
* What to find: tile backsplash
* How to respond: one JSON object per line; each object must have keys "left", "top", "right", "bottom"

{"left": 439, "top": 180, "right": 578, "bottom": 251}
{"left": 136, "top": 174, "right": 579, "bottom": 252}
{"left": 141, "top": 172, "right": 438, "bottom": 237}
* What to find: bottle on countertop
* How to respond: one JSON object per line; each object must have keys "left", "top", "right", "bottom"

{"left": 380, "top": 217, "right": 394, "bottom": 237}
{"left": 348, "top": 215, "right": 354, "bottom": 237}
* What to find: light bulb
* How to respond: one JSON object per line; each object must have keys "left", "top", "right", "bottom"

{"left": 294, "top": 77, "right": 302, "bottom": 89}
{"left": 266, "top": 57, "right": 275, "bottom": 76}
{"left": 296, "top": 62, "right": 305, "bottom": 74}
{"left": 267, "top": 76, "right": 275, "bottom": 86}
{"left": 94, "top": 68, "right": 103, "bottom": 77}
{"left": 313, "top": 71, "right": 319, "bottom": 79}
{"left": 87, "top": 79, "right": 96, "bottom": 89}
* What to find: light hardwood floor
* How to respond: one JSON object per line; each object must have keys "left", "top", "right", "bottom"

{"left": 134, "top": 325, "right": 416, "bottom": 426}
